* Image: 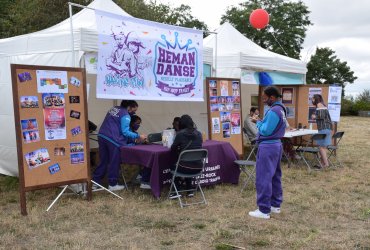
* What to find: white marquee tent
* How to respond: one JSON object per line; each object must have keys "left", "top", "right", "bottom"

{"left": 203, "top": 22, "right": 307, "bottom": 79}
{"left": 0, "top": 0, "right": 212, "bottom": 176}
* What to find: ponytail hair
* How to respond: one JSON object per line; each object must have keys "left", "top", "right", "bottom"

{"left": 264, "top": 86, "right": 282, "bottom": 98}
{"left": 312, "top": 94, "right": 325, "bottom": 106}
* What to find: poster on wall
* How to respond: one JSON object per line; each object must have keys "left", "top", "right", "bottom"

{"left": 308, "top": 88, "right": 322, "bottom": 105}
{"left": 212, "top": 117, "right": 220, "bottom": 134}
{"left": 328, "top": 85, "right": 342, "bottom": 122}
{"left": 42, "top": 93, "right": 66, "bottom": 140}
{"left": 282, "top": 87, "right": 293, "bottom": 104}
{"left": 36, "top": 70, "right": 68, "bottom": 93}
{"left": 308, "top": 107, "right": 316, "bottom": 123}
{"left": 95, "top": 10, "right": 203, "bottom": 101}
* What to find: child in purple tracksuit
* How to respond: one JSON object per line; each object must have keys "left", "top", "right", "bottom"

{"left": 249, "top": 86, "right": 287, "bottom": 219}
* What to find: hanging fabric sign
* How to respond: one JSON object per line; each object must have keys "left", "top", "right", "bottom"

{"left": 95, "top": 10, "right": 203, "bottom": 101}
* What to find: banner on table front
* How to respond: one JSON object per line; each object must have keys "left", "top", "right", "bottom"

{"left": 95, "top": 10, "right": 203, "bottom": 101}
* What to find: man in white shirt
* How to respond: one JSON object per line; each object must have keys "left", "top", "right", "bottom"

{"left": 243, "top": 107, "right": 260, "bottom": 142}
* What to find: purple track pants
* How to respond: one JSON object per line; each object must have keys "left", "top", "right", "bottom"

{"left": 93, "top": 137, "right": 121, "bottom": 186}
{"left": 255, "top": 142, "right": 283, "bottom": 214}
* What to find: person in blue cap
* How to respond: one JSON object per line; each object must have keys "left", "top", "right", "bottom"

{"left": 249, "top": 86, "right": 287, "bottom": 219}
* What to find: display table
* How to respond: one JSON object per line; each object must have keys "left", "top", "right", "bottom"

{"left": 120, "top": 140, "right": 240, "bottom": 197}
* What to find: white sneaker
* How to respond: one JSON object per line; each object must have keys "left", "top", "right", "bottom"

{"left": 108, "top": 184, "right": 125, "bottom": 191}
{"left": 248, "top": 209, "right": 270, "bottom": 219}
{"left": 140, "top": 183, "right": 151, "bottom": 189}
{"left": 271, "top": 206, "right": 281, "bottom": 214}
{"left": 92, "top": 184, "right": 103, "bottom": 191}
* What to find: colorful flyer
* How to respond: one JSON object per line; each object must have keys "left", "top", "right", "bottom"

{"left": 210, "top": 96, "right": 218, "bottom": 104}
{"left": 220, "top": 111, "right": 231, "bottom": 123}
{"left": 71, "top": 126, "right": 82, "bottom": 136}
{"left": 70, "top": 110, "right": 81, "bottom": 119}
{"left": 210, "top": 104, "right": 219, "bottom": 112}
{"left": 209, "top": 80, "right": 217, "bottom": 88}
{"left": 222, "top": 122, "right": 231, "bottom": 138}
{"left": 24, "top": 148, "right": 51, "bottom": 170}
{"left": 54, "top": 147, "right": 66, "bottom": 156}
{"left": 232, "top": 81, "right": 240, "bottom": 96}
{"left": 231, "top": 113, "right": 241, "bottom": 134}
{"left": 21, "top": 119, "right": 38, "bottom": 131}
{"left": 70, "top": 76, "right": 81, "bottom": 87}
{"left": 209, "top": 88, "right": 217, "bottom": 97}
{"left": 36, "top": 70, "right": 68, "bottom": 93}
{"left": 43, "top": 108, "right": 66, "bottom": 140}
{"left": 20, "top": 96, "right": 39, "bottom": 108}
{"left": 18, "top": 72, "right": 32, "bottom": 82}
{"left": 42, "top": 93, "right": 65, "bottom": 108}
{"left": 70, "top": 142, "right": 84, "bottom": 153}
{"left": 220, "top": 80, "right": 229, "bottom": 96}
{"left": 69, "top": 96, "right": 80, "bottom": 104}
{"left": 71, "top": 153, "right": 84, "bottom": 164}
{"left": 22, "top": 130, "right": 40, "bottom": 144}
{"left": 212, "top": 117, "right": 220, "bottom": 134}
{"left": 48, "top": 163, "right": 61, "bottom": 175}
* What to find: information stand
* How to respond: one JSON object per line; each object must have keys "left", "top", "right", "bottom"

{"left": 11, "top": 64, "right": 92, "bottom": 215}
{"left": 206, "top": 77, "right": 244, "bottom": 156}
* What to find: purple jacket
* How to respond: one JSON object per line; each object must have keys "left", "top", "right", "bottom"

{"left": 99, "top": 106, "right": 129, "bottom": 146}
{"left": 257, "top": 102, "right": 287, "bottom": 143}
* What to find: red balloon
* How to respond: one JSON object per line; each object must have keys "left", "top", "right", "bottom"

{"left": 249, "top": 9, "right": 269, "bottom": 29}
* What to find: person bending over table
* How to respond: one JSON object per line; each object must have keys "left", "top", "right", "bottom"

{"left": 312, "top": 94, "right": 333, "bottom": 169}
{"left": 93, "top": 100, "right": 147, "bottom": 191}
{"left": 249, "top": 86, "right": 287, "bottom": 220}
{"left": 170, "top": 114, "right": 203, "bottom": 198}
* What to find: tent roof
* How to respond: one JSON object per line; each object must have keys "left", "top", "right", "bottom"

{"left": 0, "top": 0, "right": 130, "bottom": 57}
{"left": 203, "top": 22, "right": 307, "bottom": 74}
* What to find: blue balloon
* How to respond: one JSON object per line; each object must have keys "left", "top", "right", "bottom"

{"left": 259, "top": 72, "right": 273, "bottom": 86}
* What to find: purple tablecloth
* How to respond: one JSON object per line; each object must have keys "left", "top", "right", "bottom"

{"left": 120, "top": 140, "right": 240, "bottom": 197}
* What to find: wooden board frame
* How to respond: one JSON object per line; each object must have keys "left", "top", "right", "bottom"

{"left": 206, "top": 77, "right": 244, "bottom": 156}
{"left": 11, "top": 64, "right": 92, "bottom": 215}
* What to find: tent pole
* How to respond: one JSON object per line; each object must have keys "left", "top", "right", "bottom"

{"left": 68, "top": 2, "right": 96, "bottom": 67}
{"left": 68, "top": 3, "right": 76, "bottom": 67}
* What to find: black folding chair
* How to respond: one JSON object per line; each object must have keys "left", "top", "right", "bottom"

{"left": 168, "top": 149, "right": 208, "bottom": 208}
{"left": 327, "top": 131, "right": 345, "bottom": 168}
{"left": 296, "top": 133, "right": 326, "bottom": 171}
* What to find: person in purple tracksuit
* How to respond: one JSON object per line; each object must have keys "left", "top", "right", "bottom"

{"left": 93, "top": 100, "right": 146, "bottom": 191}
{"left": 249, "top": 86, "right": 287, "bottom": 219}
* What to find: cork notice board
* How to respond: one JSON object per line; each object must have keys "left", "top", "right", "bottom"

{"left": 206, "top": 77, "right": 243, "bottom": 155}
{"left": 11, "top": 64, "right": 91, "bottom": 215}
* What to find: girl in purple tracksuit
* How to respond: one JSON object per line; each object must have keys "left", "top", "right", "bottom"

{"left": 249, "top": 86, "right": 287, "bottom": 219}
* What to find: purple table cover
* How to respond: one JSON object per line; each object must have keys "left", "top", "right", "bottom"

{"left": 120, "top": 140, "right": 240, "bottom": 198}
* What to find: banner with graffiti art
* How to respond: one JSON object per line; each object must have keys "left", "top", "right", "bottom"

{"left": 95, "top": 10, "right": 204, "bottom": 101}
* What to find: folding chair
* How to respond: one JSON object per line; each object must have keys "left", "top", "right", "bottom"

{"left": 327, "top": 131, "right": 345, "bottom": 168}
{"left": 296, "top": 133, "right": 326, "bottom": 171}
{"left": 234, "top": 159, "right": 256, "bottom": 191}
{"left": 242, "top": 127, "right": 258, "bottom": 161}
{"left": 168, "top": 149, "right": 208, "bottom": 208}
{"left": 147, "top": 132, "right": 162, "bottom": 143}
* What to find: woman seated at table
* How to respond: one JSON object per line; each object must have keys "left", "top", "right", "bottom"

{"left": 170, "top": 114, "right": 203, "bottom": 197}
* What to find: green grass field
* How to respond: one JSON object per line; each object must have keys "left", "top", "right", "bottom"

{"left": 0, "top": 116, "right": 369, "bottom": 249}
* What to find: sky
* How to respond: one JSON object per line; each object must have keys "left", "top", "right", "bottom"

{"left": 157, "top": 0, "right": 370, "bottom": 97}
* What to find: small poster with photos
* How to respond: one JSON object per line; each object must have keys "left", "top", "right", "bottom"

{"left": 20, "top": 96, "right": 39, "bottom": 108}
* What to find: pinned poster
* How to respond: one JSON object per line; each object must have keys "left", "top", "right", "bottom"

{"left": 36, "top": 70, "right": 68, "bottom": 93}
